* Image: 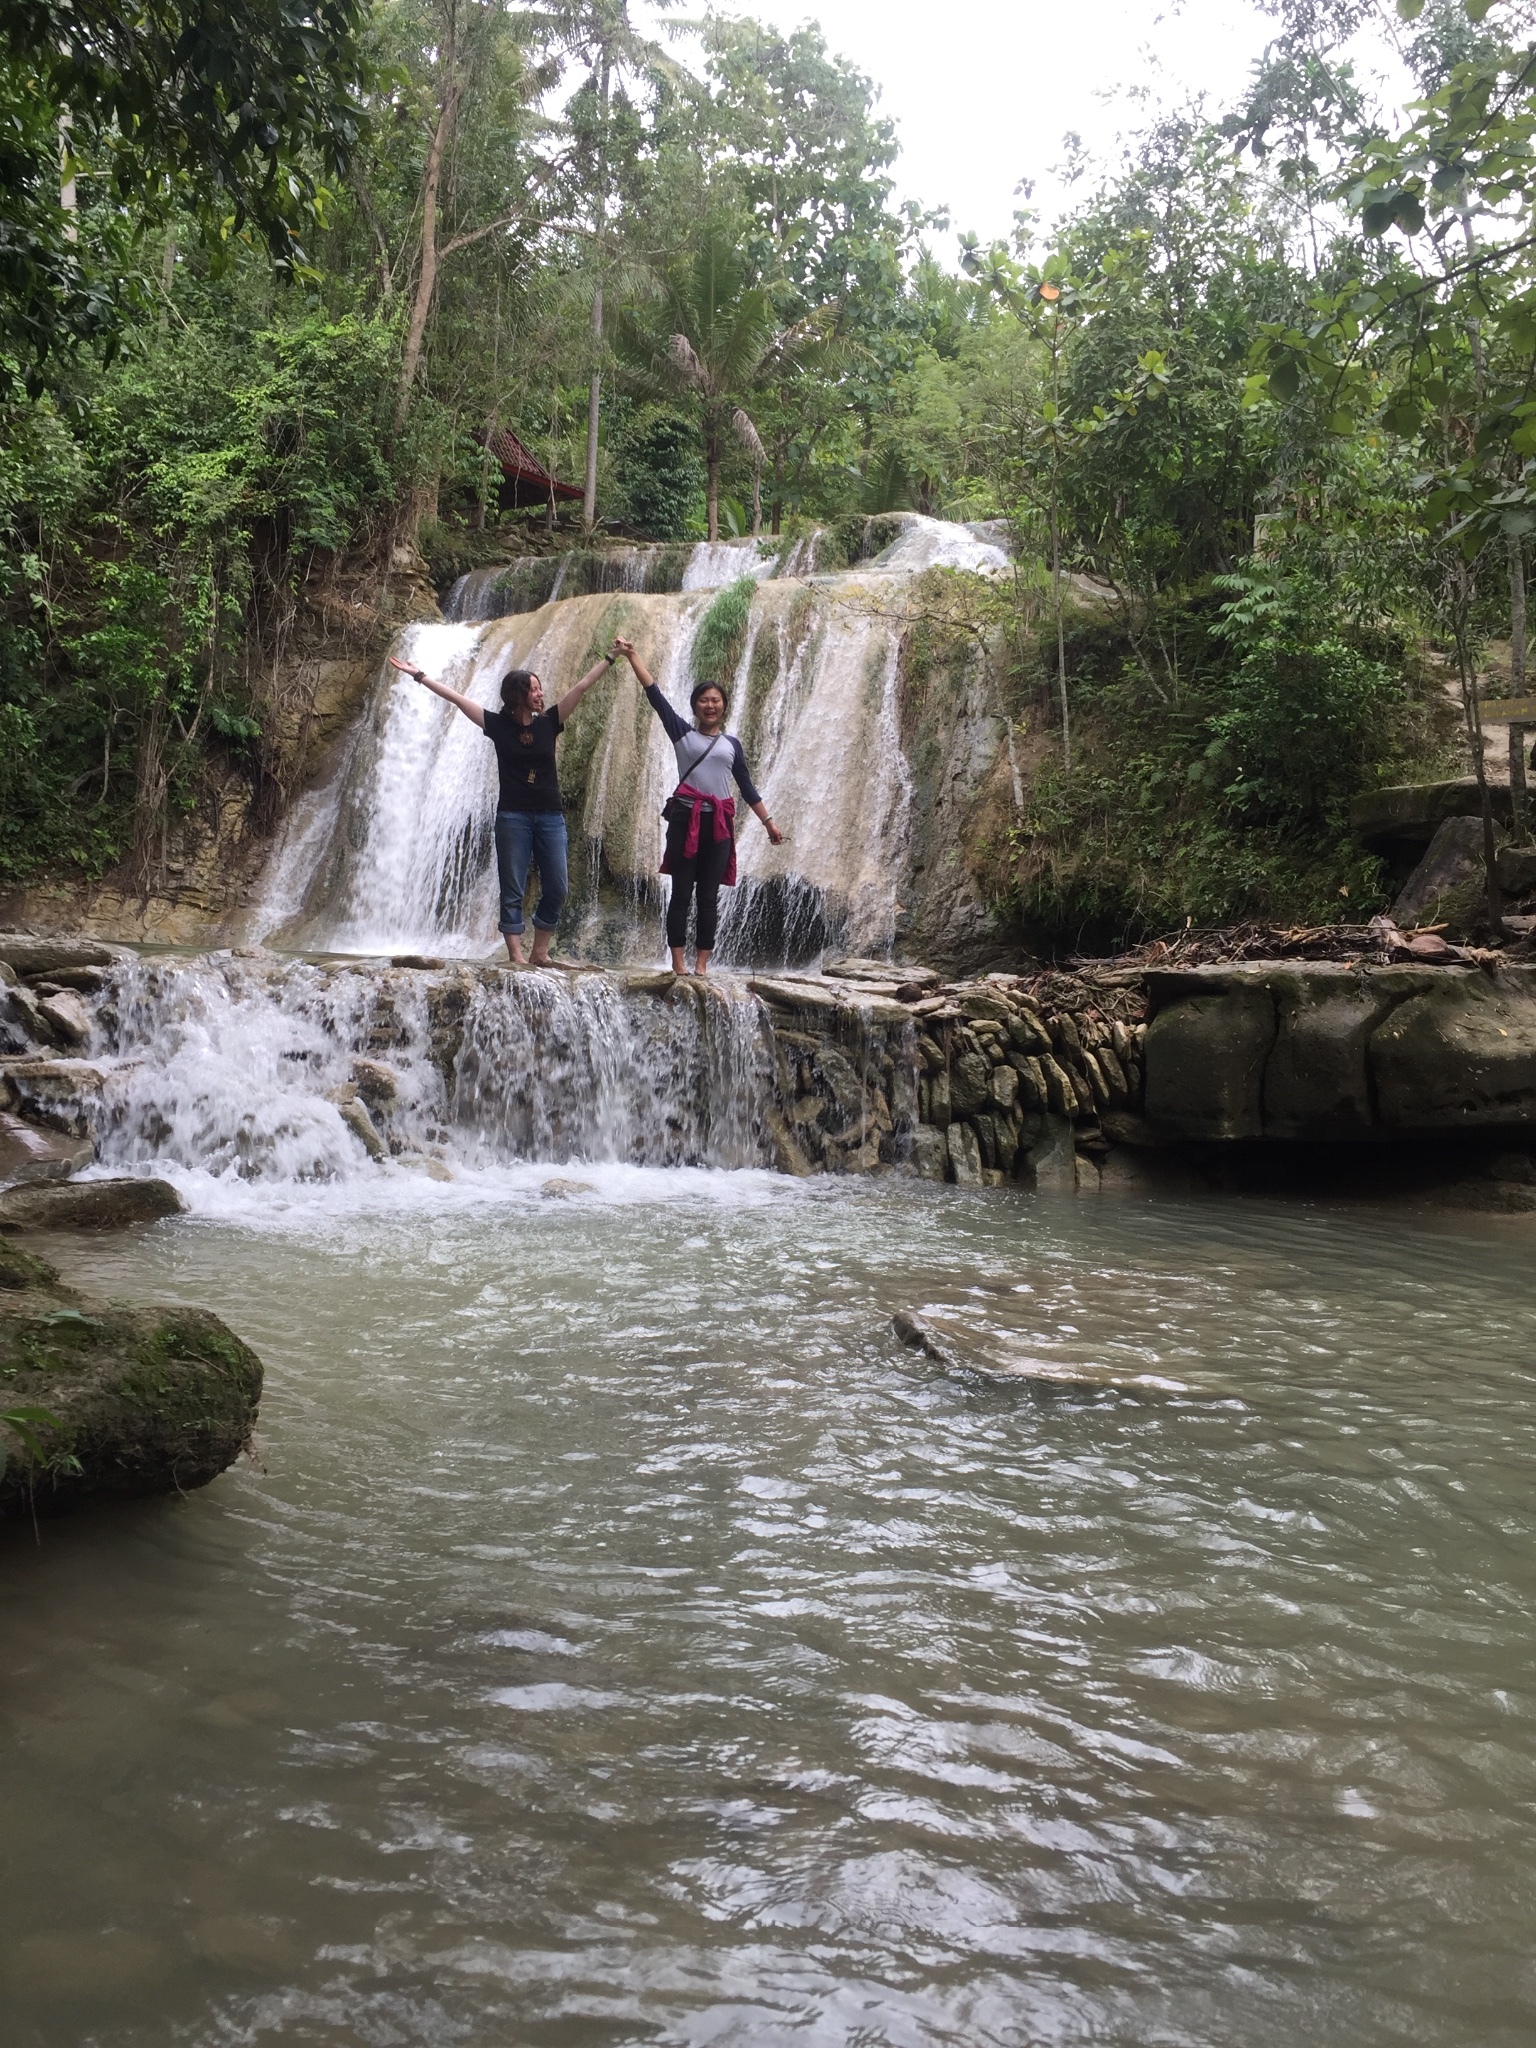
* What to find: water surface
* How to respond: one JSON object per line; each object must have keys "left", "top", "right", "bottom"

{"left": 3, "top": 1172, "right": 1534, "bottom": 2046}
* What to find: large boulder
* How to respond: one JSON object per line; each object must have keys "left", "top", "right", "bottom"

{"left": 0, "top": 1237, "right": 262, "bottom": 1517}
{"left": 0, "top": 1177, "right": 186, "bottom": 1232}
{"left": 1144, "top": 962, "right": 1536, "bottom": 1140}
{"left": 1392, "top": 815, "right": 1489, "bottom": 930}
{"left": 0, "top": 935, "right": 127, "bottom": 979}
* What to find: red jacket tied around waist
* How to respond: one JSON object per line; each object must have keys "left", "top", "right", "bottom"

{"left": 661, "top": 783, "right": 737, "bottom": 886}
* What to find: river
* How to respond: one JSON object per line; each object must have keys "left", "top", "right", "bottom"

{"left": 4, "top": 1171, "right": 1533, "bottom": 2045}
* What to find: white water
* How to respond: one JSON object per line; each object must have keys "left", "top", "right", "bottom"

{"left": 86, "top": 953, "right": 772, "bottom": 1199}
{"left": 248, "top": 514, "right": 1008, "bottom": 964}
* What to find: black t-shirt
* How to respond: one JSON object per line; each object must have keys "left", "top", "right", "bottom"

{"left": 483, "top": 706, "right": 564, "bottom": 813}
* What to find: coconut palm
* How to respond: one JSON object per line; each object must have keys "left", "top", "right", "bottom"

{"left": 618, "top": 224, "right": 834, "bottom": 540}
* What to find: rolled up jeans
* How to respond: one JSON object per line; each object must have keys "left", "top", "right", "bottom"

{"left": 494, "top": 809, "right": 568, "bottom": 935}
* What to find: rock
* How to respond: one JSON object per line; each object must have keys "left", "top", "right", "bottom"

{"left": 957, "top": 991, "right": 1014, "bottom": 1022}
{"left": 1007, "top": 1053, "right": 1048, "bottom": 1109}
{"left": 615, "top": 968, "right": 678, "bottom": 996}
{"left": 916, "top": 1032, "right": 945, "bottom": 1072}
{"left": 1007, "top": 1012, "right": 1052, "bottom": 1056}
{"left": 1144, "top": 975, "right": 1276, "bottom": 1141}
{"left": 1350, "top": 779, "right": 1512, "bottom": 851}
{"left": 989, "top": 1062, "right": 1019, "bottom": 1113}
{"left": 396, "top": 1153, "right": 454, "bottom": 1182}
{"left": 0, "top": 1241, "right": 261, "bottom": 1516}
{"left": 3, "top": 1060, "right": 105, "bottom": 1137}
{"left": 946, "top": 1120, "right": 983, "bottom": 1186}
{"left": 788, "top": 1093, "right": 826, "bottom": 1127}
{"left": 349, "top": 1057, "right": 399, "bottom": 1110}
{"left": 389, "top": 954, "right": 446, "bottom": 970}
{"left": 1371, "top": 967, "right": 1536, "bottom": 1130}
{"left": 1038, "top": 1054, "right": 1078, "bottom": 1119}
{"left": 0, "top": 1112, "right": 94, "bottom": 1186}
{"left": 891, "top": 1308, "right": 965, "bottom": 1370}
{"left": 748, "top": 975, "right": 847, "bottom": 1018}
{"left": 3, "top": 982, "right": 54, "bottom": 1050}
{"left": 823, "top": 958, "right": 938, "bottom": 985}
{"left": 950, "top": 1049, "right": 992, "bottom": 1116}
{"left": 1022, "top": 1113, "right": 1078, "bottom": 1192}
{"left": 766, "top": 1108, "right": 817, "bottom": 1177}
{"left": 337, "top": 1097, "right": 386, "bottom": 1160}
{"left": 37, "top": 965, "right": 109, "bottom": 994}
{"left": 0, "top": 1177, "right": 185, "bottom": 1232}
{"left": 0, "top": 935, "right": 126, "bottom": 979}
{"left": 1143, "top": 961, "right": 1536, "bottom": 1139}
{"left": 540, "top": 1177, "right": 596, "bottom": 1198}
{"left": 36, "top": 988, "right": 92, "bottom": 1048}
{"left": 1496, "top": 843, "right": 1536, "bottom": 898}
{"left": 909, "top": 1127, "right": 949, "bottom": 1180}
{"left": 1392, "top": 816, "right": 1488, "bottom": 930}
{"left": 927, "top": 1069, "right": 952, "bottom": 1129}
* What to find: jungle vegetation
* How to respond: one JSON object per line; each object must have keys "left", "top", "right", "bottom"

{"left": 1, "top": 0, "right": 1532, "bottom": 946}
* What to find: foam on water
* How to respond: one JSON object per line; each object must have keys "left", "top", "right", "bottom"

{"left": 87, "top": 953, "right": 773, "bottom": 1203}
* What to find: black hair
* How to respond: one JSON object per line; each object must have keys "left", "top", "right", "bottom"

{"left": 689, "top": 680, "right": 729, "bottom": 716}
{"left": 501, "top": 669, "right": 538, "bottom": 711}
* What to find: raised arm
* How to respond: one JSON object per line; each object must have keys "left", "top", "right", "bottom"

{"left": 555, "top": 650, "right": 618, "bottom": 725}
{"left": 611, "top": 638, "right": 687, "bottom": 741}
{"left": 388, "top": 655, "right": 485, "bottom": 729}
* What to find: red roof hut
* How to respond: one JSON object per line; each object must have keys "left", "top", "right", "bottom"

{"left": 487, "top": 428, "right": 583, "bottom": 511}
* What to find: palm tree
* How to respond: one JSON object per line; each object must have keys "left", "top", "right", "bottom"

{"left": 618, "top": 224, "right": 833, "bottom": 540}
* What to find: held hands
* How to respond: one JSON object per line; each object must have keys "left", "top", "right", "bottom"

{"left": 609, "top": 637, "right": 636, "bottom": 663}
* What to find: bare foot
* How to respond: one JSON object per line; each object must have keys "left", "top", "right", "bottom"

{"left": 669, "top": 947, "right": 686, "bottom": 975}
{"left": 529, "top": 934, "right": 552, "bottom": 966}
{"left": 693, "top": 950, "right": 712, "bottom": 977}
{"left": 505, "top": 933, "right": 526, "bottom": 965}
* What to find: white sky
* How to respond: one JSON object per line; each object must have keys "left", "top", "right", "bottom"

{"left": 646, "top": 0, "right": 1414, "bottom": 258}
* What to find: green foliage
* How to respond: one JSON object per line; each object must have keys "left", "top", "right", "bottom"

{"left": 614, "top": 405, "right": 703, "bottom": 537}
{"left": 1207, "top": 565, "right": 1405, "bottom": 825}
{"left": 0, "top": 0, "right": 368, "bottom": 388}
{"left": 0, "top": 306, "right": 424, "bottom": 884}
{"left": 996, "top": 604, "right": 1449, "bottom": 950}
{"left": 692, "top": 574, "right": 756, "bottom": 685}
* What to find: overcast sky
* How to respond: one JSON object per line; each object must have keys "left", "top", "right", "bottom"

{"left": 645, "top": 0, "right": 1413, "bottom": 259}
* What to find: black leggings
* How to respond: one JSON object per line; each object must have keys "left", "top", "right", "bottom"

{"left": 664, "top": 809, "right": 734, "bottom": 951}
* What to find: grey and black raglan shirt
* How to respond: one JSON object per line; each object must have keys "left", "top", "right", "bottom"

{"left": 645, "top": 685, "right": 762, "bottom": 804}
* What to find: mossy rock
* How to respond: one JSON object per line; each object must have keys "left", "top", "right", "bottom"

{"left": 0, "top": 1246, "right": 262, "bottom": 1518}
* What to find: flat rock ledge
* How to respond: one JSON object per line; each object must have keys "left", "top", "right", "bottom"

{"left": 0, "top": 1237, "right": 262, "bottom": 1519}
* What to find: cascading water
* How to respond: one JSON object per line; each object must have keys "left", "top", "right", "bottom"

{"left": 87, "top": 953, "right": 772, "bottom": 1188}
{"left": 249, "top": 514, "right": 1009, "bottom": 967}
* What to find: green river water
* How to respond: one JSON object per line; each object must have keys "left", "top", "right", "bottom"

{"left": 2, "top": 1168, "right": 1533, "bottom": 2046}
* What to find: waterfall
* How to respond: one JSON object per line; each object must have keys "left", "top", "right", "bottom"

{"left": 253, "top": 514, "right": 1009, "bottom": 966}
{"left": 89, "top": 954, "right": 772, "bottom": 1185}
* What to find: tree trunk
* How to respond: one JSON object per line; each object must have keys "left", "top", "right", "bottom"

{"left": 582, "top": 56, "right": 612, "bottom": 533}
{"left": 583, "top": 287, "right": 602, "bottom": 532}
{"left": 706, "top": 452, "right": 720, "bottom": 544}
{"left": 1510, "top": 536, "right": 1529, "bottom": 843}
{"left": 395, "top": 78, "right": 462, "bottom": 430}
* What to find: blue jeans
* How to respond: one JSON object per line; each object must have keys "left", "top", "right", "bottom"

{"left": 494, "top": 810, "right": 568, "bottom": 935}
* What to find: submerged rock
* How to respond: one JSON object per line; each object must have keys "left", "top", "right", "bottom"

{"left": 0, "top": 1237, "right": 262, "bottom": 1517}
{"left": 0, "top": 1177, "right": 186, "bottom": 1233}
{"left": 540, "top": 1177, "right": 595, "bottom": 1198}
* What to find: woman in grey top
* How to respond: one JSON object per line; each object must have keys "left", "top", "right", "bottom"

{"left": 610, "top": 637, "right": 782, "bottom": 975}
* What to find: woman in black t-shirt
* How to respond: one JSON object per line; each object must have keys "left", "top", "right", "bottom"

{"left": 388, "top": 650, "right": 614, "bottom": 963}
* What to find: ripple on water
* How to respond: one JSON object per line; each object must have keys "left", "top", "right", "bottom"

{"left": 2, "top": 1177, "right": 1535, "bottom": 2047}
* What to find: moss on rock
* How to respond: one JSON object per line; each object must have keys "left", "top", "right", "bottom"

{"left": 0, "top": 1247, "right": 262, "bottom": 1518}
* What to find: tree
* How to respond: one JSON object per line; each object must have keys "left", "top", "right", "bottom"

{"left": 617, "top": 221, "right": 831, "bottom": 539}
{"left": 383, "top": 0, "right": 544, "bottom": 431}
{"left": 542, "top": 0, "right": 683, "bottom": 528}
{"left": 0, "top": 0, "right": 369, "bottom": 388}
